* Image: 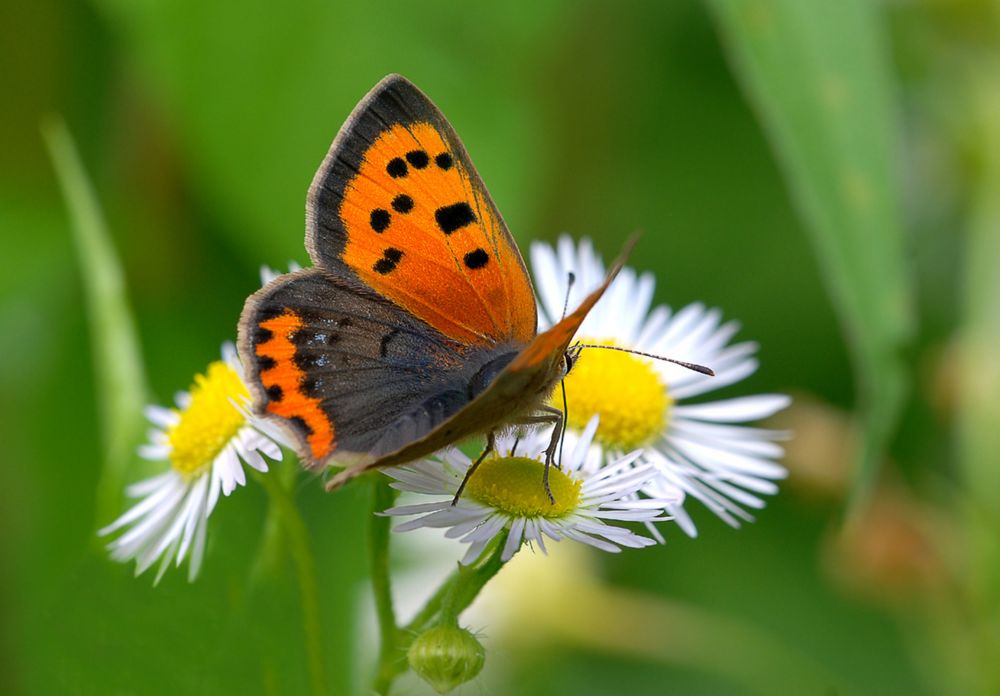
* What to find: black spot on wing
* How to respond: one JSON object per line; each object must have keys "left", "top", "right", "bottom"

{"left": 392, "top": 194, "right": 413, "bottom": 213}
{"left": 464, "top": 248, "right": 489, "bottom": 270}
{"left": 294, "top": 352, "right": 331, "bottom": 370}
{"left": 370, "top": 208, "right": 391, "bottom": 232}
{"left": 254, "top": 327, "right": 274, "bottom": 344}
{"left": 373, "top": 247, "right": 404, "bottom": 275}
{"left": 257, "top": 355, "right": 277, "bottom": 371}
{"left": 405, "top": 150, "right": 429, "bottom": 168}
{"left": 302, "top": 377, "right": 325, "bottom": 398}
{"left": 266, "top": 385, "right": 283, "bottom": 402}
{"left": 387, "top": 158, "right": 408, "bottom": 178}
{"left": 379, "top": 329, "right": 401, "bottom": 358}
{"left": 435, "top": 203, "right": 476, "bottom": 235}
{"left": 435, "top": 152, "right": 453, "bottom": 170}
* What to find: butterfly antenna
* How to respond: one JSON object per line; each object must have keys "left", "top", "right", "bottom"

{"left": 560, "top": 271, "right": 576, "bottom": 321}
{"left": 572, "top": 344, "right": 715, "bottom": 376}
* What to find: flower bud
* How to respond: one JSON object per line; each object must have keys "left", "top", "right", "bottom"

{"left": 407, "top": 624, "right": 485, "bottom": 694}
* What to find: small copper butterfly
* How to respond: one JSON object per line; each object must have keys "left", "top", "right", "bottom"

{"left": 238, "top": 74, "right": 627, "bottom": 491}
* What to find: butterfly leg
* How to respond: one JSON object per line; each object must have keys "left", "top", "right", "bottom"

{"left": 511, "top": 405, "right": 564, "bottom": 504}
{"left": 452, "top": 430, "right": 497, "bottom": 506}
{"left": 541, "top": 405, "right": 564, "bottom": 504}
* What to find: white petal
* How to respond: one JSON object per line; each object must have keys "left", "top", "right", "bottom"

{"left": 666, "top": 501, "right": 697, "bottom": 538}
{"left": 145, "top": 405, "right": 179, "bottom": 428}
{"left": 384, "top": 501, "right": 453, "bottom": 516}
{"left": 669, "top": 434, "right": 787, "bottom": 479}
{"left": 530, "top": 241, "right": 564, "bottom": 326}
{"left": 187, "top": 501, "right": 209, "bottom": 581}
{"left": 502, "top": 518, "right": 526, "bottom": 561}
{"left": 123, "top": 470, "right": 176, "bottom": 498}
{"left": 177, "top": 475, "right": 210, "bottom": 564}
{"left": 138, "top": 444, "right": 171, "bottom": 460}
{"left": 217, "top": 444, "right": 244, "bottom": 496}
{"left": 635, "top": 306, "right": 672, "bottom": 348}
{"left": 153, "top": 533, "right": 182, "bottom": 586}
{"left": 106, "top": 482, "right": 187, "bottom": 551}
{"left": 673, "top": 394, "right": 791, "bottom": 422}
{"left": 460, "top": 537, "right": 490, "bottom": 565}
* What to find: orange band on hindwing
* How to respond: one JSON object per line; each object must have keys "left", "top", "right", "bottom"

{"left": 255, "top": 310, "right": 335, "bottom": 461}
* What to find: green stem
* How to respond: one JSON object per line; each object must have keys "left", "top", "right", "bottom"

{"left": 401, "top": 532, "right": 508, "bottom": 636}
{"left": 249, "top": 460, "right": 298, "bottom": 588}
{"left": 372, "top": 530, "right": 509, "bottom": 694}
{"left": 255, "top": 468, "right": 327, "bottom": 696}
{"left": 370, "top": 478, "right": 402, "bottom": 695}
{"left": 434, "top": 533, "right": 508, "bottom": 625}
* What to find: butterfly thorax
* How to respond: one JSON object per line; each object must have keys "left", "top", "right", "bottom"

{"left": 466, "top": 351, "right": 519, "bottom": 401}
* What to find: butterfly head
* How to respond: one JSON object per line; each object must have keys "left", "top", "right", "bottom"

{"left": 563, "top": 344, "right": 585, "bottom": 378}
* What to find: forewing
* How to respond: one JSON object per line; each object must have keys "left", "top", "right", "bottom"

{"left": 238, "top": 268, "right": 497, "bottom": 467}
{"left": 306, "top": 74, "right": 537, "bottom": 348}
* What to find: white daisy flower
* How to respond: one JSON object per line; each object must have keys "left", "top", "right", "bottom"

{"left": 260, "top": 260, "right": 302, "bottom": 286}
{"left": 530, "top": 235, "right": 790, "bottom": 538}
{"left": 99, "top": 342, "right": 287, "bottom": 582}
{"left": 383, "top": 417, "right": 681, "bottom": 564}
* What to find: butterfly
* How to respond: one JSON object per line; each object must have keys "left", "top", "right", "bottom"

{"left": 238, "top": 74, "right": 627, "bottom": 493}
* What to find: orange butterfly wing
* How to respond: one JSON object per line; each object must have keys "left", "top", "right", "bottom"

{"left": 306, "top": 75, "right": 536, "bottom": 349}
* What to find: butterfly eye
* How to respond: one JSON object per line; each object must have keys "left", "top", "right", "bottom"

{"left": 563, "top": 351, "right": 576, "bottom": 375}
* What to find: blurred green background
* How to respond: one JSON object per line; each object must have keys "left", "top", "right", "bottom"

{"left": 3, "top": 0, "right": 999, "bottom": 694}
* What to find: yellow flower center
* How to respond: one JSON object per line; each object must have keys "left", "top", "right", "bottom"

{"left": 466, "top": 456, "right": 582, "bottom": 517}
{"left": 167, "top": 360, "right": 249, "bottom": 479}
{"left": 557, "top": 339, "right": 671, "bottom": 450}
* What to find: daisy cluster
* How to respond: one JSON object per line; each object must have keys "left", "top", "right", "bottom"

{"left": 385, "top": 236, "right": 789, "bottom": 559}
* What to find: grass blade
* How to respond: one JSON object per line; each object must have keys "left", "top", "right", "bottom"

{"left": 42, "top": 118, "right": 149, "bottom": 526}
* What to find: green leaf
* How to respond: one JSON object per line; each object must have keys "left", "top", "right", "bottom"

{"left": 42, "top": 118, "right": 149, "bottom": 526}
{"left": 706, "top": 0, "right": 913, "bottom": 511}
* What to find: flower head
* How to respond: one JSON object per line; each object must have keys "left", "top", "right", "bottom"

{"left": 99, "top": 343, "right": 287, "bottom": 582}
{"left": 531, "top": 236, "right": 790, "bottom": 538}
{"left": 383, "top": 418, "right": 680, "bottom": 564}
